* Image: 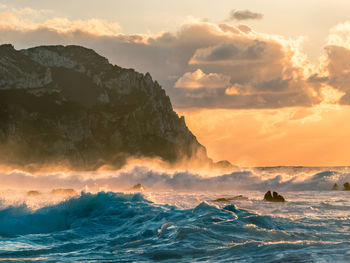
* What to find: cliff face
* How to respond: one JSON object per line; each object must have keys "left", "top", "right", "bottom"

{"left": 0, "top": 44, "right": 209, "bottom": 170}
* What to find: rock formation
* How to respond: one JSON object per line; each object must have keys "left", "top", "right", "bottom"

{"left": 0, "top": 44, "right": 214, "bottom": 170}
{"left": 212, "top": 195, "right": 245, "bottom": 202}
{"left": 264, "top": 191, "right": 285, "bottom": 202}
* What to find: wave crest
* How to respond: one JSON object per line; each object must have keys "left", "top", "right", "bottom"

{"left": 1, "top": 166, "right": 350, "bottom": 193}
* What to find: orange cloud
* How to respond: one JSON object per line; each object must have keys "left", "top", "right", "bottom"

{"left": 327, "top": 22, "right": 350, "bottom": 49}
{"left": 174, "top": 69, "right": 231, "bottom": 89}
{"left": 0, "top": 7, "right": 121, "bottom": 36}
{"left": 312, "top": 22, "right": 350, "bottom": 105}
{"left": 43, "top": 18, "right": 122, "bottom": 36}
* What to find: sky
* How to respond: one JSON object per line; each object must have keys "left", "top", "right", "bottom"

{"left": 1, "top": 0, "right": 350, "bottom": 166}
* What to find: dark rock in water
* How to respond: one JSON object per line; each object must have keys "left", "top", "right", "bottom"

{"left": 264, "top": 191, "right": 285, "bottom": 202}
{"left": 332, "top": 183, "right": 339, "bottom": 190}
{"left": 344, "top": 182, "right": 350, "bottom": 191}
{"left": 130, "top": 183, "right": 145, "bottom": 191}
{"left": 212, "top": 195, "right": 245, "bottom": 202}
{"left": 27, "top": 190, "right": 41, "bottom": 196}
{"left": 0, "top": 44, "right": 211, "bottom": 170}
{"left": 51, "top": 188, "right": 77, "bottom": 195}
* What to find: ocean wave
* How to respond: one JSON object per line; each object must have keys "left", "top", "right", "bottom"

{"left": 1, "top": 191, "right": 350, "bottom": 262}
{"left": 0, "top": 192, "right": 149, "bottom": 236}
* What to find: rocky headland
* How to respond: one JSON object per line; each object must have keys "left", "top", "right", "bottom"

{"left": 0, "top": 44, "right": 225, "bottom": 171}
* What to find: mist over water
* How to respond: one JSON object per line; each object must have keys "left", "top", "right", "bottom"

{"left": 1, "top": 165, "right": 350, "bottom": 194}
{"left": 1, "top": 166, "right": 350, "bottom": 262}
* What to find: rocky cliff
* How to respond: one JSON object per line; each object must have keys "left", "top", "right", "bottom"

{"left": 0, "top": 44, "right": 210, "bottom": 170}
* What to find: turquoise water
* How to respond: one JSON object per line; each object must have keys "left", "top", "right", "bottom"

{"left": 1, "top": 167, "right": 350, "bottom": 262}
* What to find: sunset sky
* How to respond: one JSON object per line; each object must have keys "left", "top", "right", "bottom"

{"left": 2, "top": 0, "right": 350, "bottom": 166}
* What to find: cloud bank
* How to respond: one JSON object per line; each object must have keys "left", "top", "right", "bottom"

{"left": 0, "top": 6, "right": 348, "bottom": 110}
{"left": 0, "top": 6, "right": 121, "bottom": 36}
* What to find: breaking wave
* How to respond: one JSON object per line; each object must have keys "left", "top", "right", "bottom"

{"left": 1, "top": 166, "right": 350, "bottom": 192}
{"left": 1, "top": 191, "right": 350, "bottom": 262}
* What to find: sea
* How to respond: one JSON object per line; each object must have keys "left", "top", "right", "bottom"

{"left": 1, "top": 166, "right": 350, "bottom": 262}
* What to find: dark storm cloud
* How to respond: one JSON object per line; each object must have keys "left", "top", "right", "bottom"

{"left": 229, "top": 10, "right": 264, "bottom": 21}
{"left": 255, "top": 78, "right": 291, "bottom": 93}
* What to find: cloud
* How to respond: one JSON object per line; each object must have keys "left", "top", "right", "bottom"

{"left": 314, "top": 22, "right": 350, "bottom": 105}
{"left": 43, "top": 18, "right": 122, "bottom": 36}
{"left": 224, "top": 78, "right": 291, "bottom": 95}
{"left": 175, "top": 69, "right": 231, "bottom": 89}
{"left": 189, "top": 41, "right": 266, "bottom": 64}
{"left": 225, "top": 85, "right": 242, "bottom": 95}
{"left": 327, "top": 22, "right": 350, "bottom": 49}
{"left": 0, "top": 6, "right": 121, "bottom": 36}
{"left": 229, "top": 10, "right": 264, "bottom": 21}
{"left": 0, "top": 12, "right": 335, "bottom": 109}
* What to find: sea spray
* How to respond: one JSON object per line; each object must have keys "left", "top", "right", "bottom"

{"left": 0, "top": 166, "right": 349, "bottom": 193}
